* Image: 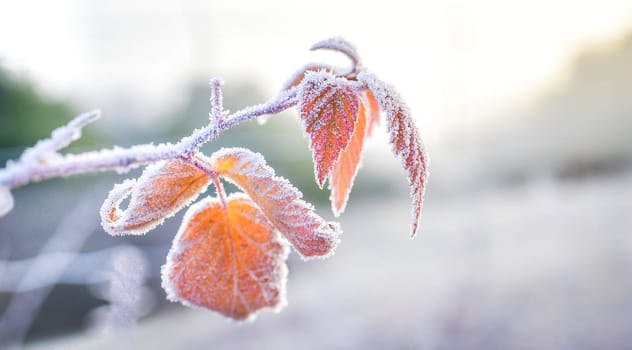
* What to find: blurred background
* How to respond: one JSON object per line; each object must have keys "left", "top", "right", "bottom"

{"left": 1, "top": 0, "right": 632, "bottom": 349}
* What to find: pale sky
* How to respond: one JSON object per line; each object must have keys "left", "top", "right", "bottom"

{"left": 1, "top": 0, "right": 631, "bottom": 143}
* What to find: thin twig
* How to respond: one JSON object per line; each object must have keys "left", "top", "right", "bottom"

{"left": 0, "top": 85, "right": 298, "bottom": 191}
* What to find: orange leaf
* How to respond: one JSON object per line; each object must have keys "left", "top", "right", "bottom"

{"left": 364, "top": 89, "right": 381, "bottom": 137}
{"left": 162, "top": 194, "right": 288, "bottom": 321}
{"left": 329, "top": 99, "right": 367, "bottom": 216}
{"left": 100, "top": 159, "right": 211, "bottom": 236}
{"left": 298, "top": 72, "right": 360, "bottom": 188}
{"left": 359, "top": 73, "right": 429, "bottom": 237}
{"left": 211, "top": 148, "right": 340, "bottom": 259}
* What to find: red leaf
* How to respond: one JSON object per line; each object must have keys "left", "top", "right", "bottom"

{"left": 359, "top": 73, "right": 429, "bottom": 237}
{"left": 298, "top": 72, "right": 360, "bottom": 187}
{"left": 211, "top": 148, "right": 340, "bottom": 259}
{"left": 100, "top": 159, "right": 211, "bottom": 236}
{"left": 162, "top": 194, "right": 288, "bottom": 321}
{"left": 329, "top": 98, "right": 368, "bottom": 216}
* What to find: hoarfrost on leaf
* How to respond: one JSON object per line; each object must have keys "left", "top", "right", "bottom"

{"left": 211, "top": 147, "right": 340, "bottom": 259}
{"left": 100, "top": 159, "right": 212, "bottom": 236}
{"left": 358, "top": 72, "right": 429, "bottom": 237}
{"left": 329, "top": 98, "right": 368, "bottom": 216}
{"left": 298, "top": 71, "right": 360, "bottom": 188}
{"left": 161, "top": 194, "right": 289, "bottom": 321}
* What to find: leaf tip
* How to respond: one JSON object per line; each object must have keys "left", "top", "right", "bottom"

{"left": 296, "top": 220, "right": 342, "bottom": 261}
{"left": 100, "top": 160, "right": 211, "bottom": 236}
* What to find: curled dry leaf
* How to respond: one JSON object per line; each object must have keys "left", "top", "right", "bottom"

{"left": 298, "top": 72, "right": 360, "bottom": 188}
{"left": 358, "top": 72, "right": 429, "bottom": 237}
{"left": 329, "top": 99, "right": 368, "bottom": 216}
{"left": 162, "top": 194, "right": 288, "bottom": 321}
{"left": 211, "top": 147, "right": 340, "bottom": 259}
{"left": 100, "top": 159, "right": 211, "bottom": 236}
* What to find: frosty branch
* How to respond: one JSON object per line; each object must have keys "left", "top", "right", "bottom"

{"left": 0, "top": 85, "right": 299, "bottom": 190}
{"left": 0, "top": 37, "right": 429, "bottom": 321}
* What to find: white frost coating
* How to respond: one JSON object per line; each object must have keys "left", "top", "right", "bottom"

{"left": 221, "top": 87, "right": 299, "bottom": 130}
{"left": 310, "top": 37, "right": 361, "bottom": 73}
{"left": 161, "top": 193, "right": 290, "bottom": 322}
{"left": 280, "top": 63, "right": 335, "bottom": 92}
{"left": 357, "top": 72, "right": 429, "bottom": 237}
{"left": 100, "top": 160, "right": 211, "bottom": 236}
{"left": 20, "top": 110, "right": 101, "bottom": 163}
{"left": 211, "top": 147, "right": 341, "bottom": 260}
{"left": 0, "top": 187, "right": 14, "bottom": 217}
{"left": 297, "top": 71, "right": 360, "bottom": 188}
{"left": 99, "top": 179, "right": 137, "bottom": 235}
{"left": 209, "top": 78, "right": 224, "bottom": 128}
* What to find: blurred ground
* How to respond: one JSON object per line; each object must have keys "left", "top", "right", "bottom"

{"left": 22, "top": 170, "right": 632, "bottom": 350}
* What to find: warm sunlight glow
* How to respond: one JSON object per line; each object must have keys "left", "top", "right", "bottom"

{"left": 0, "top": 0, "right": 630, "bottom": 141}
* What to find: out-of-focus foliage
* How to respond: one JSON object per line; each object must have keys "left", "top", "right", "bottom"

{"left": 0, "top": 67, "right": 99, "bottom": 161}
{"left": 0, "top": 67, "right": 73, "bottom": 147}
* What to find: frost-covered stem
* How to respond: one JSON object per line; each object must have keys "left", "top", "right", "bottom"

{"left": 0, "top": 144, "right": 180, "bottom": 188}
{"left": 187, "top": 153, "right": 218, "bottom": 179}
{"left": 209, "top": 78, "right": 224, "bottom": 128}
{"left": 219, "top": 88, "right": 298, "bottom": 130}
{"left": 20, "top": 110, "right": 101, "bottom": 163}
{"left": 310, "top": 37, "right": 361, "bottom": 76}
{"left": 181, "top": 87, "right": 299, "bottom": 153}
{"left": 0, "top": 84, "right": 298, "bottom": 190}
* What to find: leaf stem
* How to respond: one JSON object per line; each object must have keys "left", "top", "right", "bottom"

{"left": 213, "top": 177, "right": 228, "bottom": 210}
